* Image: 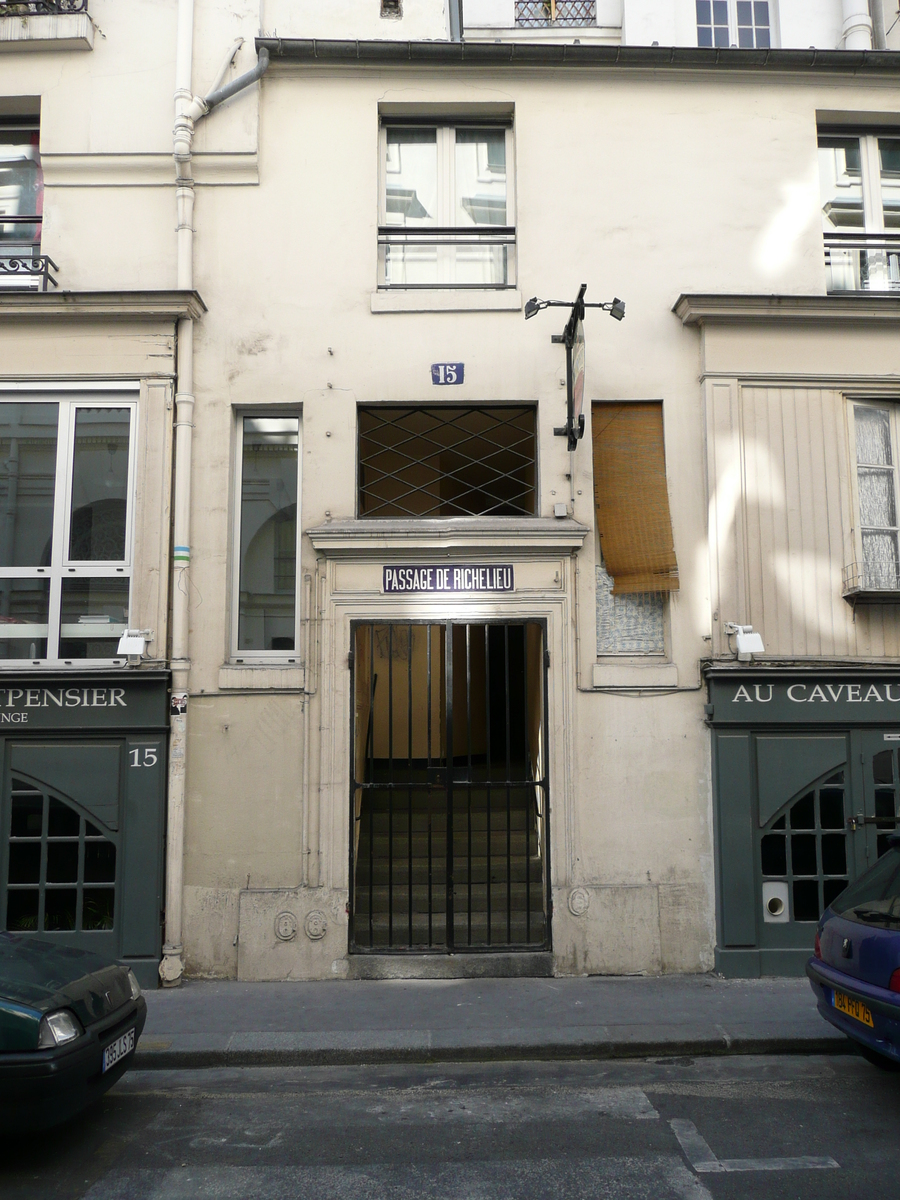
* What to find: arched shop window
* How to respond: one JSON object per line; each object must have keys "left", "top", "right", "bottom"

{"left": 5, "top": 776, "right": 117, "bottom": 933}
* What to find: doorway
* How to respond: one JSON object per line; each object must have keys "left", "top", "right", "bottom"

{"left": 350, "top": 621, "right": 549, "bottom": 953}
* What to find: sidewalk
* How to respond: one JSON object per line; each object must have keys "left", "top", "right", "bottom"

{"left": 134, "top": 973, "right": 848, "bottom": 1070}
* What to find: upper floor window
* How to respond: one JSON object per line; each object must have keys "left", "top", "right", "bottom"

{"left": 358, "top": 405, "right": 536, "bottom": 518}
{"left": 515, "top": 0, "right": 596, "bottom": 27}
{"left": 820, "top": 133, "right": 900, "bottom": 293}
{"left": 378, "top": 121, "right": 515, "bottom": 289}
{"left": 0, "top": 394, "right": 135, "bottom": 664}
{"left": 232, "top": 415, "right": 301, "bottom": 659}
{"left": 844, "top": 402, "right": 900, "bottom": 598}
{"left": 696, "top": 1, "right": 770, "bottom": 48}
{"left": 0, "top": 118, "right": 50, "bottom": 291}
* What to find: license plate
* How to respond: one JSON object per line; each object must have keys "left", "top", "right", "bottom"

{"left": 102, "top": 1027, "right": 135, "bottom": 1073}
{"left": 833, "top": 990, "right": 874, "bottom": 1028}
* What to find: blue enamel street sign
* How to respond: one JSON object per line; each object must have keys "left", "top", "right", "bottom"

{"left": 431, "top": 363, "right": 464, "bottom": 385}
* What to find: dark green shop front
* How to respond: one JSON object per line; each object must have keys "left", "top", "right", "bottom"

{"left": 708, "top": 668, "right": 900, "bottom": 977}
{"left": 0, "top": 673, "right": 168, "bottom": 988}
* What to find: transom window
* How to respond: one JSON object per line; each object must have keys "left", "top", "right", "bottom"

{"left": 696, "top": 0, "right": 770, "bottom": 48}
{"left": 820, "top": 133, "right": 900, "bottom": 293}
{"left": 232, "top": 414, "right": 301, "bottom": 658}
{"left": 358, "top": 406, "right": 536, "bottom": 519}
{"left": 0, "top": 394, "right": 135, "bottom": 663}
{"left": 378, "top": 121, "right": 515, "bottom": 289}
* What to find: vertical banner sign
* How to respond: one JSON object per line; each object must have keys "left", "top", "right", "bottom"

{"left": 570, "top": 317, "right": 585, "bottom": 430}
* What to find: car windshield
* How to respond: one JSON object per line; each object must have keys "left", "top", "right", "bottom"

{"left": 829, "top": 846, "right": 900, "bottom": 926}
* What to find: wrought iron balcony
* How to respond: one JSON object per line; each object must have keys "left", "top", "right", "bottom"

{"left": 0, "top": 1, "right": 88, "bottom": 13}
{"left": 842, "top": 561, "right": 900, "bottom": 602}
{"left": 825, "top": 233, "right": 900, "bottom": 293}
{"left": 0, "top": 254, "right": 59, "bottom": 291}
{"left": 515, "top": 0, "right": 596, "bottom": 26}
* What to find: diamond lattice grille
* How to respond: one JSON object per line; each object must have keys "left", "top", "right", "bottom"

{"left": 358, "top": 406, "right": 537, "bottom": 518}
{"left": 515, "top": 0, "right": 596, "bottom": 26}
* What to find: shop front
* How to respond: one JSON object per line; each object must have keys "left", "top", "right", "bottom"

{"left": 708, "top": 668, "right": 900, "bottom": 977}
{"left": 0, "top": 672, "right": 169, "bottom": 987}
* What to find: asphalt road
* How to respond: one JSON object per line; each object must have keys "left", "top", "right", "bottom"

{"left": 2, "top": 1053, "right": 897, "bottom": 1199}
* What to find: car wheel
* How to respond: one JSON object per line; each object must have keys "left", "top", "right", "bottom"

{"left": 855, "top": 1041, "right": 900, "bottom": 1072}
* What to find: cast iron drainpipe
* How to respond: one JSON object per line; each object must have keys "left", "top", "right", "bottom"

{"left": 160, "top": 23, "right": 269, "bottom": 989}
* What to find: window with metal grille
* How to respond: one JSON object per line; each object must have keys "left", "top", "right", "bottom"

{"left": 358, "top": 406, "right": 536, "bottom": 519}
{"left": 515, "top": 0, "right": 595, "bottom": 27}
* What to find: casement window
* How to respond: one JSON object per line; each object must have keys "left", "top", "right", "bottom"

{"left": 358, "top": 405, "right": 536, "bottom": 518}
{"left": 0, "top": 117, "right": 46, "bottom": 291}
{"left": 0, "top": 393, "right": 135, "bottom": 664}
{"left": 819, "top": 133, "right": 900, "bottom": 293}
{"left": 845, "top": 402, "right": 900, "bottom": 597}
{"left": 696, "top": 0, "right": 771, "bottom": 48}
{"left": 378, "top": 120, "right": 515, "bottom": 289}
{"left": 514, "top": 0, "right": 596, "bottom": 27}
{"left": 231, "top": 415, "right": 301, "bottom": 659}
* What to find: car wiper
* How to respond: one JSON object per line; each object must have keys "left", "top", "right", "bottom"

{"left": 851, "top": 906, "right": 900, "bottom": 925}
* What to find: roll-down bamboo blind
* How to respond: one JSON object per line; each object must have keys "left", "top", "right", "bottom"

{"left": 591, "top": 401, "right": 679, "bottom": 595}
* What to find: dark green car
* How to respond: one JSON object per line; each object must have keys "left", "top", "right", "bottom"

{"left": 0, "top": 932, "right": 146, "bottom": 1130}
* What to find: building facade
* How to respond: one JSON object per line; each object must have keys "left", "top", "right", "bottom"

{"left": 2, "top": 0, "right": 900, "bottom": 986}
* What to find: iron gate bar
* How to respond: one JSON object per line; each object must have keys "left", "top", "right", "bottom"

{"left": 466, "top": 625, "right": 473, "bottom": 946}
{"left": 446, "top": 622, "right": 455, "bottom": 951}
{"left": 505, "top": 624, "right": 512, "bottom": 944}
{"left": 388, "top": 624, "right": 394, "bottom": 946}
{"left": 407, "top": 623, "right": 413, "bottom": 948}
{"left": 485, "top": 624, "right": 492, "bottom": 943}
{"left": 427, "top": 625, "right": 433, "bottom": 946}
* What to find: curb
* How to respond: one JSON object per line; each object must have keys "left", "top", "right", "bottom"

{"left": 132, "top": 1034, "right": 852, "bottom": 1071}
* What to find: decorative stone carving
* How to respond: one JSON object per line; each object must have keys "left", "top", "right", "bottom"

{"left": 304, "top": 909, "right": 328, "bottom": 940}
{"left": 274, "top": 910, "right": 298, "bottom": 941}
{"left": 568, "top": 887, "right": 591, "bottom": 917}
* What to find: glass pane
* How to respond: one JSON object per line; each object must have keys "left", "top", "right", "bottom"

{"left": 82, "top": 888, "right": 114, "bottom": 930}
{"left": 0, "top": 129, "right": 42, "bottom": 251}
{"left": 858, "top": 469, "right": 896, "bottom": 528}
{"left": 736, "top": 0, "right": 751, "bottom": 21}
{"left": 384, "top": 128, "right": 437, "bottom": 228}
{"left": 0, "top": 402, "right": 57, "bottom": 567}
{"left": 697, "top": 26, "right": 712, "bottom": 45}
{"left": 791, "top": 834, "right": 818, "bottom": 875}
{"left": 696, "top": 0, "right": 711, "bottom": 20}
{"left": 713, "top": 25, "right": 728, "bottom": 46}
{"left": 384, "top": 242, "right": 508, "bottom": 287}
{"left": 856, "top": 406, "right": 892, "bottom": 466}
{"left": 5, "top": 889, "right": 38, "bottom": 931}
{"left": 862, "top": 531, "right": 900, "bottom": 588}
{"left": 8, "top": 841, "right": 41, "bottom": 884}
{"left": 238, "top": 417, "right": 299, "bottom": 653}
{"left": 819, "top": 788, "right": 845, "bottom": 829}
{"left": 819, "top": 138, "right": 864, "bottom": 232}
{"left": 10, "top": 791, "right": 42, "bottom": 838}
{"left": 0, "top": 579, "right": 49, "bottom": 661}
{"left": 824, "top": 879, "right": 847, "bottom": 909}
{"left": 790, "top": 792, "right": 815, "bottom": 830}
{"left": 821, "top": 834, "right": 847, "bottom": 876}
{"left": 873, "top": 749, "right": 894, "bottom": 785}
{"left": 69, "top": 408, "right": 130, "bottom": 561}
{"left": 59, "top": 577, "right": 129, "bottom": 659}
{"left": 755, "top": 27, "right": 770, "bottom": 48}
{"left": 712, "top": 0, "right": 727, "bottom": 20}
{"left": 880, "top": 139, "right": 900, "bottom": 229}
{"left": 875, "top": 787, "right": 896, "bottom": 825}
{"left": 793, "top": 879, "right": 820, "bottom": 922}
{"left": 455, "top": 130, "right": 507, "bottom": 227}
{"left": 47, "top": 797, "right": 79, "bottom": 838}
{"left": 46, "top": 841, "right": 78, "bottom": 883}
{"left": 44, "top": 888, "right": 76, "bottom": 931}
{"left": 84, "top": 840, "right": 116, "bottom": 883}
{"left": 760, "top": 834, "right": 786, "bottom": 875}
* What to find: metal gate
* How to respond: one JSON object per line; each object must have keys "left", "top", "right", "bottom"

{"left": 349, "top": 621, "right": 550, "bottom": 953}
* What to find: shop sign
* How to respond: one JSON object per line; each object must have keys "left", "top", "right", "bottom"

{"left": 0, "top": 675, "right": 169, "bottom": 729}
{"left": 382, "top": 564, "right": 514, "bottom": 594}
{"left": 708, "top": 675, "right": 900, "bottom": 725}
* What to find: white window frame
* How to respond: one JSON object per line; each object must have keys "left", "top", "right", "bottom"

{"left": 229, "top": 409, "right": 303, "bottom": 664}
{"left": 377, "top": 121, "right": 517, "bottom": 290}
{"left": 695, "top": 0, "right": 774, "bottom": 48}
{"left": 0, "top": 387, "right": 137, "bottom": 666}
{"left": 848, "top": 399, "right": 900, "bottom": 594}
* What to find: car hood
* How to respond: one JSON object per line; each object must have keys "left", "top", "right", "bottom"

{"left": 0, "top": 933, "right": 131, "bottom": 1026}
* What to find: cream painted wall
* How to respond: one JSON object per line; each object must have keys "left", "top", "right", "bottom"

{"left": 261, "top": 0, "right": 452, "bottom": 41}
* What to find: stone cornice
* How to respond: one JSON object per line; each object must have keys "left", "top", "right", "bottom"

{"left": 306, "top": 517, "right": 589, "bottom": 558}
{"left": 258, "top": 38, "right": 900, "bottom": 77}
{"left": 674, "top": 293, "right": 900, "bottom": 325}
{"left": 0, "top": 290, "right": 207, "bottom": 321}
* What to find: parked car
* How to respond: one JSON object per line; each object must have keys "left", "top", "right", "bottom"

{"left": 0, "top": 932, "right": 146, "bottom": 1130}
{"left": 807, "top": 833, "right": 900, "bottom": 1070}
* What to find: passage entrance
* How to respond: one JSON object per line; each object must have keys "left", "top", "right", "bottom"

{"left": 350, "top": 621, "right": 549, "bottom": 953}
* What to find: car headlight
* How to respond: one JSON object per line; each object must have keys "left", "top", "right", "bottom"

{"left": 38, "top": 1009, "right": 84, "bottom": 1049}
{"left": 126, "top": 970, "right": 142, "bottom": 1002}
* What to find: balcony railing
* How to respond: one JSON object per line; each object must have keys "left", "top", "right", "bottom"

{"left": 378, "top": 226, "right": 516, "bottom": 288}
{"left": 843, "top": 561, "right": 900, "bottom": 601}
{"left": 515, "top": 0, "right": 596, "bottom": 27}
{"left": 0, "top": 1, "right": 89, "bottom": 13}
{"left": 0, "top": 255, "right": 58, "bottom": 291}
{"left": 825, "top": 233, "right": 900, "bottom": 293}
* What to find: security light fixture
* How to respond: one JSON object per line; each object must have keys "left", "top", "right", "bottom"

{"left": 116, "top": 629, "right": 153, "bottom": 663}
{"left": 724, "top": 623, "right": 765, "bottom": 661}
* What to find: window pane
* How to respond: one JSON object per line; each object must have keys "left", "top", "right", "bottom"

{"left": 819, "top": 138, "right": 864, "bottom": 231}
{"left": 879, "top": 139, "right": 900, "bottom": 230}
{"left": 736, "top": 1, "right": 751, "bottom": 22}
{"left": 0, "top": 129, "right": 42, "bottom": 251}
{"left": 856, "top": 406, "right": 892, "bottom": 466}
{"left": 862, "top": 531, "right": 900, "bottom": 588}
{"left": 696, "top": 0, "right": 711, "bottom": 20}
{"left": 5, "top": 889, "right": 38, "bottom": 931}
{"left": 858, "top": 468, "right": 897, "bottom": 528}
{"left": 82, "top": 888, "right": 114, "bottom": 930}
{"left": 59, "top": 577, "right": 129, "bottom": 658}
{"left": 384, "top": 242, "right": 508, "bottom": 287}
{"left": 238, "top": 417, "right": 299, "bottom": 653}
{"left": 68, "top": 408, "right": 130, "bottom": 561}
{"left": 10, "top": 791, "right": 42, "bottom": 838}
{"left": 0, "top": 402, "right": 57, "bottom": 567}
{"left": 0, "top": 579, "right": 50, "bottom": 660}
{"left": 712, "top": 0, "right": 727, "bottom": 21}
{"left": 455, "top": 130, "right": 507, "bottom": 227}
{"left": 384, "top": 128, "right": 437, "bottom": 227}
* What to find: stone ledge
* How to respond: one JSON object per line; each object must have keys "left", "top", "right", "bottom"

{"left": 371, "top": 288, "right": 522, "bottom": 313}
{"left": 218, "top": 666, "right": 306, "bottom": 691}
{"left": 0, "top": 13, "right": 93, "bottom": 52}
{"left": 592, "top": 662, "right": 678, "bottom": 688}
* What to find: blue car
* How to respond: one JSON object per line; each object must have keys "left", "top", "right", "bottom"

{"left": 807, "top": 832, "right": 900, "bottom": 1069}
